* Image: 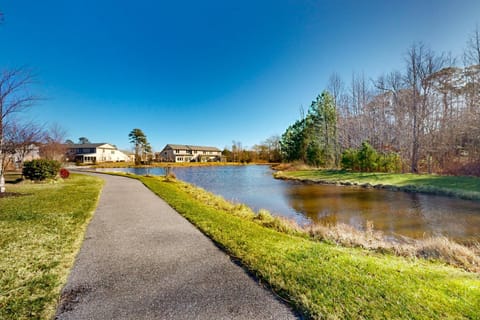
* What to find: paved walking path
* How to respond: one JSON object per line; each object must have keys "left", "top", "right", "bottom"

{"left": 56, "top": 173, "right": 298, "bottom": 319}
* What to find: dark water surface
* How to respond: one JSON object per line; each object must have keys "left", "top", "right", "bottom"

{"left": 99, "top": 165, "right": 480, "bottom": 242}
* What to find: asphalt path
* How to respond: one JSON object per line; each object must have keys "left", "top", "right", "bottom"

{"left": 56, "top": 173, "right": 298, "bottom": 320}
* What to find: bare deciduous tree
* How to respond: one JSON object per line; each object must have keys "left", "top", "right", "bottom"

{"left": 40, "top": 123, "right": 68, "bottom": 162}
{"left": 404, "top": 43, "right": 446, "bottom": 172}
{"left": 0, "top": 68, "right": 38, "bottom": 192}
{"left": 3, "top": 121, "right": 44, "bottom": 168}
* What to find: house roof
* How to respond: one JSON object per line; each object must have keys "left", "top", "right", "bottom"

{"left": 163, "top": 144, "right": 221, "bottom": 152}
{"left": 67, "top": 143, "right": 116, "bottom": 149}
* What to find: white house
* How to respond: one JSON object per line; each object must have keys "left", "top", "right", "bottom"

{"left": 66, "top": 143, "right": 130, "bottom": 164}
{"left": 158, "top": 144, "right": 224, "bottom": 163}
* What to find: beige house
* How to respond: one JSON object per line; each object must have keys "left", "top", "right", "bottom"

{"left": 66, "top": 143, "right": 130, "bottom": 164}
{"left": 158, "top": 144, "right": 224, "bottom": 163}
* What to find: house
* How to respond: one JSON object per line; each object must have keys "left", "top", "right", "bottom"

{"left": 5, "top": 144, "right": 41, "bottom": 170}
{"left": 120, "top": 150, "right": 136, "bottom": 163}
{"left": 66, "top": 143, "right": 130, "bottom": 164}
{"left": 158, "top": 144, "right": 224, "bottom": 163}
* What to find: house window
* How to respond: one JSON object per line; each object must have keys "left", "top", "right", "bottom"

{"left": 175, "top": 149, "right": 179, "bottom": 154}
{"left": 111, "top": 150, "right": 115, "bottom": 154}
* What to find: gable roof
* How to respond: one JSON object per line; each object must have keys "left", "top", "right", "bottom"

{"left": 163, "top": 144, "right": 220, "bottom": 152}
{"left": 67, "top": 143, "right": 116, "bottom": 149}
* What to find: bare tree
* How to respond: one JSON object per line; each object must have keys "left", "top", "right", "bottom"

{"left": 0, "top": 68, "right": 37, "bottom": 192}
{"left": 463, "top": 25, "right": 480, "bottom": 167}
{"left": 465, "top": 25, "right": 480, "bottom": 66}
{"left": 40, "top": 123, "right": 68, "bottom": 162}
{"left": 3, "top": 121, "right": 44, "bottom": 168}
{"left": 404, "top": 43, "right": 446, "bottom": 173}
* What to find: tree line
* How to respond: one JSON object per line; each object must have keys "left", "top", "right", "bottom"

{"left": 279, "top": 26, "right": 480, "bottom": 175}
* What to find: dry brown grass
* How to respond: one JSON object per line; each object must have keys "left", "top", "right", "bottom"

{"left": 271, "top": 161, "right": 313, "bottom": 171}
{"left": 308, "top": 221, "right": 389, "bottom": 250}
{"left": 308, "top": 221, "right": 480, "bottom": 273}
{"left": 411, "top": 237, "right": 480, "bottom": 272}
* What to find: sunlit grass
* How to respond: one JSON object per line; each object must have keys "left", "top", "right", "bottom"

{"left": 274, "top": 169, "right": 480, "bottom": 200}
{"left": 0, "top": 174, "right": 103, "bottom": 320}
{"left": 127, "top": 173, "right": 480, "bottom": 319}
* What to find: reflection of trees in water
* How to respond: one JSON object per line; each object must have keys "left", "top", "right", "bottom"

{"left": 284, "top": 183, "right": 480, "bottom": 240}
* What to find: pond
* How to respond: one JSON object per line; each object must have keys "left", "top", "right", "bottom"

{"left": 98, "top": 165, "right": 480, "bottom": 243}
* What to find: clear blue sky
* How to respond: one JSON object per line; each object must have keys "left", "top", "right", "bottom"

{"left": 1, "top": 1, "right": 479, "bottom": 151}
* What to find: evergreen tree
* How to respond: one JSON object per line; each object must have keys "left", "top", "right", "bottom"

{"left": 305, "top": 91, "right": 337, "bottom": 167}
{"left": 128, "top": 128, "right": 148, "bottom": 165}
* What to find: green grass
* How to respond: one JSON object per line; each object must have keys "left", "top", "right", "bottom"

{"left": 274, "top": 169, "right": 480, "bottom": 200}
{"left": 0, "top": 174, "right": 104, "bottom": 320}
{"left": 131, "top": 174, "right": 480, "bottom": 319}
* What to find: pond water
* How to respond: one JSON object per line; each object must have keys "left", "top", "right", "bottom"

{"left": 99, "top": 165, "right": 480, "bottom": 242}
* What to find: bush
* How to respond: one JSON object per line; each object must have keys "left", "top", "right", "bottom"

{"left": 358, "top": 141, "right": 378, "bottom": 172}
{"left": 23, "top": 159, "right": 61, "bottom": 181}
{"left": 341, "top": 141, "right": 401, "bottom": 173}
{"left": 60, "top": 168, "right": 70, "bottom": 179}
{"left": 341, "top": 148, "right": 358, "bottom": 171}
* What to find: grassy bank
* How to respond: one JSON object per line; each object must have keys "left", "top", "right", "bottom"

{"left": 125, "top": 173, "right": 479, "bottom": 319}
{"left": 0, "top": 174, "right": 103, "bottom": 320}
{"left": 274, "top": 169, "right": 480, "bottom": 200}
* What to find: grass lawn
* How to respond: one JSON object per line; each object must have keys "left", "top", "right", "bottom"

{"left": 0, "top": 174, "right": 103, "bottom": 320}
{"left": 274, "top": 169, "right": 480, "bottom": 200}
{"left": 131, "top": 174, "right": 480, "bottom": 319}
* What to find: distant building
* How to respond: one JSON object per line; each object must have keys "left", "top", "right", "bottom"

{"left": 5, "top": 144, "right": 41, "bottom": 170}
{"left": 66, "top": 143, "right": 130, "bottom": 164}
{"left": 120, "top": 150, "right": 136, "bottom": 163}
{"left": 158, "top": 144, "right": 224, "bottom": 163}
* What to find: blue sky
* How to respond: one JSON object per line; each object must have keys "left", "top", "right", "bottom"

{"left": 1, "top": 1, "right": 479, "bottom": 151}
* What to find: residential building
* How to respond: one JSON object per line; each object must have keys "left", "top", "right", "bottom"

{"left": 158, "top": 144, "right": 224, "bottom": 163}
{"left": 5, "top": 144, "right": 41, "bottom": 170}
{"left": 66, "top": 143, "right": 130, "bottom": 164}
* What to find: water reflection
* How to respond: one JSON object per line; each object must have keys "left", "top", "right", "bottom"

{"left": 97, "top": 166, "right": 480, "bottom": 242}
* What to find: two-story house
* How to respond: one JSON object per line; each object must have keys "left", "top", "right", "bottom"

{"left": 66, "top": 143, "right": 130, "bottom": 164}
{"left": 158, "top": 144, "right": 224, "bottom": 163}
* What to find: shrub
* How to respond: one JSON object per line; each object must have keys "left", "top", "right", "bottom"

{"left": 23, "top": 159, "right": 61, "bottom": 181}
{"left": 358, "top": 141, "right": 378, "bottom": 172}
{"left": 341, "top": 141, "right": 401, "bottom": 173}
{"left": 341, "top": 148, "right": 358, "bottom": 171}
{"left": 60, "top": 168, "right": 70, "bottom": 179}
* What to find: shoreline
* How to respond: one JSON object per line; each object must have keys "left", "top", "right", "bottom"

{"left": 273, "top": 170, "right": 480, "bottom": 201}
{"left": 118, "top": 173, "right": 480, "bottom": 318}
{"left": 86, "top": 161, "right": 277, "bottom": 169}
